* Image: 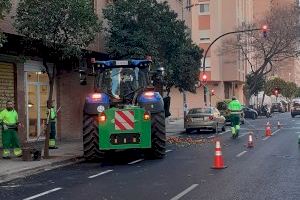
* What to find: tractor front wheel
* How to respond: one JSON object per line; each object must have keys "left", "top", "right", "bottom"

{"left": 83, "top": 113, "right": 105, "bottom": 161}
{"left": 145, "top": 112, "right": 166, "bottom": 159}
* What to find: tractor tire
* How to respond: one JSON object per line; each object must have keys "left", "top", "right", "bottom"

{"left": 83, "top": 113, "right": 105, "bottom": 162}
{"left": 145, "top": 112, "right": 166, "bottom": 159}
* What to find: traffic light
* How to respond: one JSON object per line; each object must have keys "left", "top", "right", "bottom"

{"left": 262, "top": 25, "right": 268, "bottom": 38}
{"left": 202, "top": 73, "right": 207, "bottom": 82}
{"left": 211, "top": 89, "right": 215, "bottom": 96}
{"left": 272, "top": 87, "right": 280, "bottom": 96}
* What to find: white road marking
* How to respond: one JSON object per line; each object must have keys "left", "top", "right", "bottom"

{"left": 262, "top": 136, "right": 270, "bottom": 141}
{"left": 166, "top": 149, "right": 173, "bottom": 153}
{"left": 207, "top": 135, "right": 215, "bottom": 139}
{"left": 170, "top": 184, "right": 199, "bottom": 200}
{"left": 23, "top": 188, "right": 62, "bottom": 200}
{"left": 272, "top": 129, "right": 280, "bottom": 136}
{"left": 88, "top": 170, "right": 113, "bottom": 179}
{"left": 236, "top": 151, "right": 248, "bottom": 157}
{"left": 296, "top": 132, "right": 300, "bottom": 134}
{"left": 1, "top": 185, "right": 20, "bottom": 188}
{"left": 239, "top": 133, "right": 248, "bottom": 138}
{"left": 219, "top": 130, "right": 231, "bottom": 135}
{"left": 128, "top": 159, "right": 144, "bottom": 165}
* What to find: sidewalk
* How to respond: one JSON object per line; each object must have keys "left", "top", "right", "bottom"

{"left": 0, "top": 140, "right": 83, "bottom": 184}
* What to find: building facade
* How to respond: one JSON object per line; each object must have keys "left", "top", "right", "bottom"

{"left": 0, "top": 0, "right": 108, "bottom": 144}
{"left": 168, "top": 0, "right": 253, "bottom": 118}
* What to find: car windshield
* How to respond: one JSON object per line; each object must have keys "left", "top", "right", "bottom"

{"left": 96, "top": 67, "right": 149, "bottom": 99}
{"left": 188, "top": 108, "right": 212, "bottom": 114}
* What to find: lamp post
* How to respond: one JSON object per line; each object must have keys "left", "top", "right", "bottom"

{"left": 202, "top": 28, "right": 263, "bottom": 106}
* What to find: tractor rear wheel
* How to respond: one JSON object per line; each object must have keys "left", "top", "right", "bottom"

{"left": 145, "top": 112, "right": 166, "bottom": 159}
{"left": 83, "top": 113, "right": 105, "bottom": 161}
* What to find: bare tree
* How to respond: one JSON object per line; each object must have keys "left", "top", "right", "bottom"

{"left": 224, "top": 5, "right": 299, "bottom": 98}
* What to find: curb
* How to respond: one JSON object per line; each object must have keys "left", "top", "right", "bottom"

{"left": 0, "top": 156, "right": 84, "bottom": 184}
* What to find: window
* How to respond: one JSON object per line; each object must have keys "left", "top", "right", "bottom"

{"left": 202, "top": 57, "right": 211, "bottom": 68}
{"left": 199, "top": 3, "right": 209, "bottom": 14}
{"left": 186, "top": 0, "right": 192, "bottom": 11}
{"left": 200, "top": 30, "right": 210, "bottom": 41}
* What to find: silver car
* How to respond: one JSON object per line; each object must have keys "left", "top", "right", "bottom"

{"left": 184, "top": 107, "right": 226, "bottom": 133}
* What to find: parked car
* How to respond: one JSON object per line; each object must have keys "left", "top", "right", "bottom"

{"left": 243, "top": 107, "right": 258, "bottom": 119}
{"left": 271, "top": 102, "right": 284, "bottom": 113}
{"left": 184, "top": 107, "right": 226, "bottom": 133}
{"left": 291, "top": 98, "right": 300, "bottom": 117}
{"left": 216, "top": 100, "right": 245, "bottom": 125}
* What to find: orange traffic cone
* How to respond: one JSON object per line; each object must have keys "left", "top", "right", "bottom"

{"left": 265, "top": 122, "right": 272, "bottom": 137}
{"left": 277, "top": 121, "right": 282, "bottom": 129}
{"left": 212, "top": 140, "right": 227, "bottom": 169}
{"left": 247, "top": 132, "right": 254, "bottom": 148}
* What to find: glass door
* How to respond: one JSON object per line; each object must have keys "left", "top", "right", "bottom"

{"left": 27, "top": 83, "right": 39, "bottom": 139}
{"left": 26, "top": 72, "right": 50, "bottom": 141}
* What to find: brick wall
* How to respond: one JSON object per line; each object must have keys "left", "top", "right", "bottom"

{"left": 57, "top": 72, "right": 94, "bottom": 140}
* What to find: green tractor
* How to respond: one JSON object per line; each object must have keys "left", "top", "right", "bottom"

{"left": 79, "top": 59, "right": 168, "bottom": 161}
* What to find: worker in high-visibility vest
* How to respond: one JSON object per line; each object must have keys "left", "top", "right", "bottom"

{"left": 228, "top": 97, "right": 242, "bottom": 139}
{"left": 47, "top": 101, "right": 58, "bottom": 149}
{"left": 0, "top": 100, "right": 22, "bottom": 158}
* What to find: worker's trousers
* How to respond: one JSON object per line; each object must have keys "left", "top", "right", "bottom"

{"left": 2, "top": 129, "right": 22, "bottom": 157}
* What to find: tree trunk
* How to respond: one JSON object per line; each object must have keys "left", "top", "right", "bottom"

{"left": 261, "top": 91, "right": 266, "bottom": 106}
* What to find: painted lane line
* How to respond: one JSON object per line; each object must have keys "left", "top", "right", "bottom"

{"left": 262, "top": 136, "right": 270, "bottom": 141}
{"left": 23, "top": 187, "right": 62, "bottom": 200}
{"left": 239, "top": 133, "right": 248, "bottom": 138}
{"left": 272, "top": 129, "right": 280, "bottom": 136}
{"left": 1, "top": 185, "right": 21, "bottom": 188}
{"left": 296, "top": 132, "right": 300, "bottom": 134}
{"left": 88, "top": 170, "right": 113, "bottom": 179}
{"left": 219, "top": 130, "right": 231, "bottom": 135}
{"left": 236, "top": 151, "right": 248, "bottom": 157}
{"left": 208, "top": 130, "right": 231, "bottom": 139}
{"left": 170, "top": 184, "right": 199, "bottom": 200}
{"left": 128, "top": 159, "right": 144, "bottom": 165}
{"left": 166, "top": 149, "right": 173, "bottom": 153}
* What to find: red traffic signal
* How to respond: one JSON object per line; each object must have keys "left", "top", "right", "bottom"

{"left": 202, "top": 74, "right": 207, "bottom": 82}
{"left": 272, "top": 87, "right": 280, "bottom": 96}
{"left": 211, "top": 89, "right": 215, "bottom": 96}
{"left": 262, "top": 25, "right": 268, "bottom": 38}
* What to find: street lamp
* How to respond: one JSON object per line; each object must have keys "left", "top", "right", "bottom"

{"left": 202, "top": 26, "right": 266, "bottom": 106}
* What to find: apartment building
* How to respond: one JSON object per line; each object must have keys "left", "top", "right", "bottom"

{"left": 169, "top": 0, "right": 253, "bottom": 118}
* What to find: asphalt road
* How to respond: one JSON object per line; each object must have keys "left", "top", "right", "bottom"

{"left": 1, "top": 112, "right": 300, "bottom": 200}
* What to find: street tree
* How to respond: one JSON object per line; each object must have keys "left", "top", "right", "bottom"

{"left": 102, "top": 0, "right": 202, "bottom": 93}
{"left": 282, "top": 82, "right": 298, "bottom": 101}
{"left": 226, "top": 5, "right": 299, "bottom": 98}
{"left": 264, "top": 78, "right": 286, "bottom": 96}
{"left": 0, "top": 0, "right": 11, "bottom": 46}
{"left": 15, "top": 0, "right": 100, "bottom": 158}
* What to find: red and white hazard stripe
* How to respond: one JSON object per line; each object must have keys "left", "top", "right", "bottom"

{"left": 115, "top": 110, "right": 135, "bottom": 130}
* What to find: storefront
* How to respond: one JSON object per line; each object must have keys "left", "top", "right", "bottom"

{"left": 0, "top": 62, "right": 16, "bottom": 147}
{"left": 24, "top": 61, "right": 55, "bottom": 141}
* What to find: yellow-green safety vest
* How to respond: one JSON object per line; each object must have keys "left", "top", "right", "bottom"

{"left": 0, "top": 109, "right": 18, "bottom": 125}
